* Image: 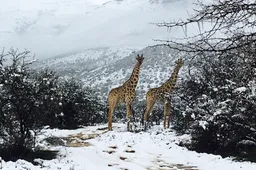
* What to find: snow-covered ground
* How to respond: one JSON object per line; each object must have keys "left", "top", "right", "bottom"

{"left": 2, "top": 123, "right": 256, "bottom": 170}
{"left": 0, "top": 0, "right": 197, "bottom": 59}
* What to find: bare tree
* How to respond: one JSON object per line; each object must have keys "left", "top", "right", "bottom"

{"left": 155, "top": 0, "right": 256, "bottom": 57}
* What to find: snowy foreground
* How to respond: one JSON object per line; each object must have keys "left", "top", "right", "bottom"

{"left": 2, "top": 123, "right": 256, "bottom": 170}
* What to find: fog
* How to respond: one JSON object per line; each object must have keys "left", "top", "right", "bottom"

{"left": 0, "top": 0, "right": 199, "bottom": 59}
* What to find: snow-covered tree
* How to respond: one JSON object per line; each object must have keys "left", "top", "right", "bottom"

{"left": 0, "top": 49, "right": 106, "bottom": 161}
{"left": 0, "top": 49, "right": 38, "bottom": 160}
{"left": 157, "top": 0, "right": 256, "bottom": 161}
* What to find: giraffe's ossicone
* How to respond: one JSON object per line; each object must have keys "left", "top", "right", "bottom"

{"left": 108, "top": 54, "right": 144, "bottom": 131}
{"left": 143, "top": 58, "right": 183, "bottom": 129}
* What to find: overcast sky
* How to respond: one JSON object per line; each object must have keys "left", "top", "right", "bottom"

{"left": 0, "top": 0, "right": 199, "bottom": 59}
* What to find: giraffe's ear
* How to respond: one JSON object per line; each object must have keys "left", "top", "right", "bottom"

{"left": 141, "top": 54, "right": 144, "bottom": 60}
{"left": 176, "top": 58, "right": 183, "bottom": 66}
{"left": 136, "top": 54, "right": 144, "bottom": 63}
{"left": 139, "top": 54, "right": 144, "bottom": 62}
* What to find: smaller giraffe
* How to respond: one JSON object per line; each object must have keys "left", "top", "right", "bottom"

{"left": 108, "top": 54, "right": 144, "bottom": 131}
{"left": 143, "top": 58, "right": 183, "bottom": 129}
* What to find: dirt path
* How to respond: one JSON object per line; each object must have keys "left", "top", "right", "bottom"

{"left": 53, "top": 126, "right": 200, "bottom": 170}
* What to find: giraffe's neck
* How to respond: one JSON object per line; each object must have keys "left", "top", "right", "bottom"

{"left": 160, "top": 65, "right": 182, "bottom": 93}
{"left": 124, "top": 61, "right": 142, "bottom": 88}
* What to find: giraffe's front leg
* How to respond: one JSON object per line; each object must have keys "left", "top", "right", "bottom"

{"left": 164, "top": 100, "right": 171, "bottom": 129}
{"left": 126, "top": 102, "right": 133, "bottom": 132}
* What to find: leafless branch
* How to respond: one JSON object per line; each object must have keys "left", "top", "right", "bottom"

{"left": 154, "top": 0, "right": 256, "bottom": 56}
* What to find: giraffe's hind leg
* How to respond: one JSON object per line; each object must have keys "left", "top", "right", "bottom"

{"left": 164, "top": 101, "right": 167, "bottom": 129}
{"left": 164, "top": 100, "right": 171, "bottom": 129}
{"left": 108, "top": 93, "right": 118, "bottom": 131}
{"left": 167, "top": 114, "right": 171, "bottom": 128}
{"left": 167, "top": 102, "right": 171, "bottom": 128}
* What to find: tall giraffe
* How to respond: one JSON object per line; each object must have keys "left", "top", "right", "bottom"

{"left": 143, "top": 58, "right": 183, "bottom": 129}
{"left": 108, "top": 54, "right": 144, "bottom": 131}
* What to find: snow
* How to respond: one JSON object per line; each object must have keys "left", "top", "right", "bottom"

{"left": 233, "top": 87, "right": 247, "bottom": 93}
{"left": 1, "top": 123, "right": 256, "bottom": 170}
{"left": 0, "top": 157, "right": 2, "bottom": 169}
{"left": 238, "top": 140, "right": 256, "bottom": 146}
{"left": 249, "top": 80, "right": 256, "bottom": 96}
{"left": 191, "top": 113, "right": 195, "bottom": 119}
{"left": 199, "top": 120, "right": 208, "bottom": 130}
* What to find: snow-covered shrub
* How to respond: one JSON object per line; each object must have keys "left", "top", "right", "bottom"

{"left": 0, "top": 49, "right": 41, "bottom": 161}
{"left": 0, "top": 49, "right": 105, "bottom": 161}
{"left": 172, "top": 53, "right": 256, "bottom": 161}
{"left": 30, "top": 68, "right": 62, "bottom": 128}
{"left": 56, "top": 79, "right": 105, "bottom": 129}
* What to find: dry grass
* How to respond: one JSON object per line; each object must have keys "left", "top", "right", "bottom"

{"left": 125, "top": 149, "right": 136, "bottom": 153}
{"left": 97, "top": 127, "right": 109, "bottom": 131}
{"left": 119, "top": 156, "right": 127, "bottom": 160}
{"left": 66, "top": 141, "right": 92, "bottom": 147}
{"left": 109, "top": 145, "right": 118, "bottom": 149}
{"left": 108, "top": 163, "right": 119, "bottom": 167}
{"left": 147, "top": 160, "right": 200, "bottom": 170}
{"left": 67, "top": 132, "right": 100, "bottom": 140}
{"left": 103, "top": 150, "right": 116, "bottom": 154}
{"left": 58, "top": 130, "right": 108, "bottom": 148}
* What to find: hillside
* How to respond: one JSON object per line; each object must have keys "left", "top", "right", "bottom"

{"left": 32, "top": 46, "right": 188, "bottom": 100}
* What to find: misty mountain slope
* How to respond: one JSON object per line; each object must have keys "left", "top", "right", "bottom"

{"left": 34, "top": 47, "right": 137, "bottom": 77}
{"left": 34, "top": 46, "right": 188, "bottom": 100}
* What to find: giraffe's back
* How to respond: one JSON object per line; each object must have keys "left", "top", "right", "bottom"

{"left": 108, "top": 86, "right": 136, "bottom": 103}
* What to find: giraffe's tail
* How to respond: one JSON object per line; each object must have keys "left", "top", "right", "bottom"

{"left": 106, "top": 98, "right": 109, "bottom": 119}
{"left": 141, "top": 108, "right": 146, "bottom": 125}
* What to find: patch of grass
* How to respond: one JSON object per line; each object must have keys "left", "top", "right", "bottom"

{"left": 97, "top": 127, "right": 109, "bottom": 131}
{"left": 108, "top": 163, "right": 119, "bottom": 167}
{"left": 25, "top": 150, "right": 59, "bottom": 165}
{"left": 0, "top": 146, "right": 58, "bottom": 165}
{"left": 109, "top": 145, "right": 118, "bottom": 149}
{"left": 125, "top": 149, "right": 135, "bottom": 153}
{"left": 119, "top": 156, "right": 127, "bottom": 160}
{"left": 233, "top": 149, "right": 256, "bottom": 162}
{"left": 66, "top": 141, "right": 92, "bottom": 147}
{"left": 44, "top": 136, "right": 65, "bottom": 146}
{"left": 103, "top": 150, "right": 115, "bottom": 154}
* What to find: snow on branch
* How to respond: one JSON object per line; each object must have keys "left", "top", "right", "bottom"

{"left": 154, "top": 0, "right": 256, "bottom": 56}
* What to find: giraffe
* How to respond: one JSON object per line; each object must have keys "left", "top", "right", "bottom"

{"left": 108, "top": 54, "right": 144, "bottom": 131}
{"left": 142, "top": 58, "right": 183, "bottom": 129}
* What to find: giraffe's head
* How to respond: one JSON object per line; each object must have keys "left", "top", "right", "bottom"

{"left": 136, "top": 54, "right": 144, "bottom": 64}
{"left": 175, "top": 58, "right": 183, "bottom": 68}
